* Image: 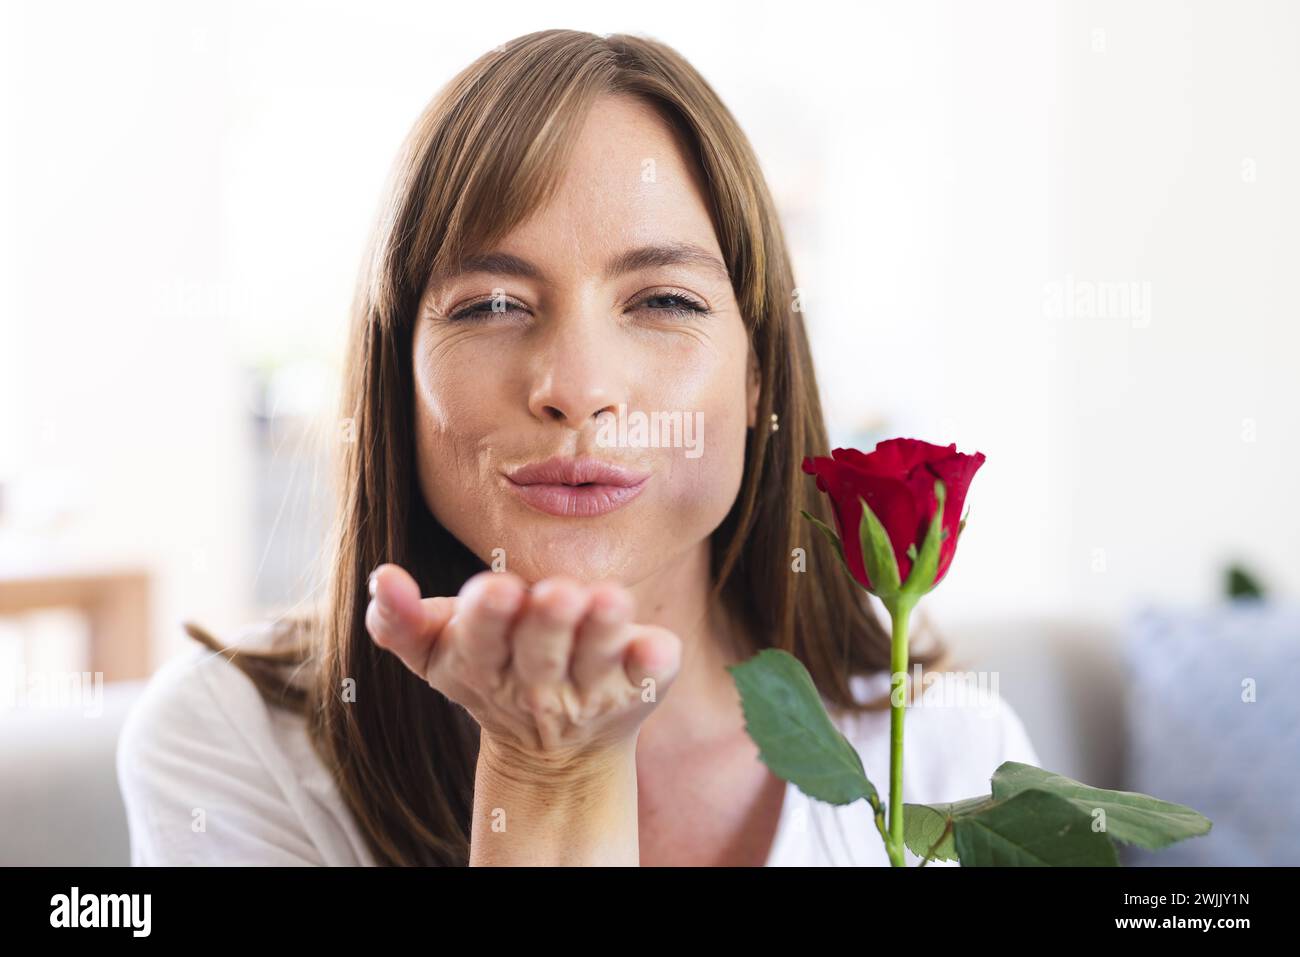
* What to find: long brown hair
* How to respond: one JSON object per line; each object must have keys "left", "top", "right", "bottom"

{"left": 185, "top": 28, "right": 952, "bottom": 866}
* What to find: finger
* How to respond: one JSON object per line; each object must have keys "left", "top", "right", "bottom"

{"left": 570, "top": 582, "right": 635, "bottom": 693}
{"left": 509, "top": 577, "right": 589, "bottom": 688}
{"left": 366, "top": 563, "right": 455, "bottom": 679}
{"left": 440, "top": 571, "right": 526, "bottom": 689}
{"left": 622, "top": 625, "right": 682, "bottom": 704}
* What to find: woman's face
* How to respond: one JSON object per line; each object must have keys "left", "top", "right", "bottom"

{"left": 412, "top": 93, "right": 758, "bottom": 586}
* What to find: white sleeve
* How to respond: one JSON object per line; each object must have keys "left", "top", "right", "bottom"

{"left": 115, "top": 645, "right": 327, "bottom": 866}
{"left": 992, "top": 692, "right": 1042, "bottom": 771}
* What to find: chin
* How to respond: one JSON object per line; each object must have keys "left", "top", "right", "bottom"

{"left": 461, "top": 522, "right": 632, "bottom": 583}
{"left": 497, "top": 552, "right": 637, "bottom": 587}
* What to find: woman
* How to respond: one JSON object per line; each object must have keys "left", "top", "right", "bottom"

{"left": 117, "top": 28, "right": 1039, "bottom": 867}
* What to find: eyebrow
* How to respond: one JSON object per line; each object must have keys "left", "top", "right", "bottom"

{"left": 432, "top": 241, "right": 731, "bottom": 287}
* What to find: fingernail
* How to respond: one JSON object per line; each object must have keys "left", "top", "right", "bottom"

{"left": 368, "top": 571, "right": 379, "bottom": 599}
{"left": 483, "top": 589, "right": 521, "bottom": 615}
{"left": 592, "top": 596, "right": 627, "bottom": 624}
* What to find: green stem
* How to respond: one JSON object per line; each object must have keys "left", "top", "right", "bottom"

{"left": 886, "top": 597, "right": 914, "bottom": 867}
{"left": 871, "top": 800, "right": 889, "bottom": 850}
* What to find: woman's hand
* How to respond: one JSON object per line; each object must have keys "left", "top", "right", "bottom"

{"left": 364, "top": 563, "right": 680, "bottom": 865}
{"left": 365, "top": 564, "right": 680, "bottom": 760}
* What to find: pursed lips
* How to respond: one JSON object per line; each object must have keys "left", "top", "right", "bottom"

{"left": 503, "top": 455, "right": 651, "bottom": 517}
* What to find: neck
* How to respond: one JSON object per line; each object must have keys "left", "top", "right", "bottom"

{"left": 625, "top": 539, "right": 748, "bottom": 757}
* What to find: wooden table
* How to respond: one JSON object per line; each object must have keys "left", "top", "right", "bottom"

{"left": 0, "top": 564, "right": 151, "bottom": 682}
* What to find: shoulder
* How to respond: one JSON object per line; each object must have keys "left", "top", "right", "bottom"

{"left": 116, "top": 621, "right": 346, "bottom": 865}
{"left": 835, "top": 669, "right": 1042, "bottom": 805}
{"left": 117, "top": 622, "right": 282, "bottom": 771}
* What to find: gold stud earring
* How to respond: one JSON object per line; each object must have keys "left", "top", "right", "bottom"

{"left": 770, "top": 412, "right": 779, "bottom": 433}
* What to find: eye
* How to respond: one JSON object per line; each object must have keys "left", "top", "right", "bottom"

{"left": 446, "top": 297, "right": 529, "bottom": 322}
{"left": 633, "top": 291, "right": 711, "bottom": 319}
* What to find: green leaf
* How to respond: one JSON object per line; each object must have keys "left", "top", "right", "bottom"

{"left": 800, "top": 509, "right": 855, "bottom": 583}
{"left": 904, "top": 795, "right": 994, "bottom": 863}
{"left": 954, "top": 788, "right": 1120, "bottom": 866}
{"left": 728, "top": 649, "right": 879, "bottom": 808}
{"left": 1225, "top": 563, "right": 1266, "bottom": 600}
{"left": 901, "top": 480, "right": 945, "bottom": 599}
{"left": 857, "top": 495, "right": 901, "bottom": 600}
{"left": 991, "top": 761, "right": 1213, "bottom": 850}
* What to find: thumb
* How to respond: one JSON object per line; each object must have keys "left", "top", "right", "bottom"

{"left": 366, "top": 563, "right": 457, "bottom": 678}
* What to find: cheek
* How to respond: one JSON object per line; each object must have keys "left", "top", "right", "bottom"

{"left": 412, "top": 341, "right": 501, "bottom": 519}
{"left": 644, "top": 340, "right": 751, "bottom": 531}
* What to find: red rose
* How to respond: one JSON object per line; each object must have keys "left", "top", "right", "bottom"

{"left": 802, "top": 439, "right": 985, "bottom": 595}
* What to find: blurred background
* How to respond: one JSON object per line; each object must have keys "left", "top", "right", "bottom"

{"left": 1, "top": 0, "right": 1296, "bottom": 865}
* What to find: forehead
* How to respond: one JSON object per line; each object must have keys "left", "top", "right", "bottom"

{"left": 500, "top": 94, "right": 720, "bottom": 263}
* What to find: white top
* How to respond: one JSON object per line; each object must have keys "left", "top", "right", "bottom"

{"left": 116, "top": 624, "right": 1041, "bottom": 867}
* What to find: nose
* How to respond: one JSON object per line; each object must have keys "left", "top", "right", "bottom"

{"left": 525, "top": 314, "right": 627, "bottom": 428}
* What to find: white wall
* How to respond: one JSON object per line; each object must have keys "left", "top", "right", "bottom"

{"left": 1, "top": 1, "right": 253, "bottom": 663}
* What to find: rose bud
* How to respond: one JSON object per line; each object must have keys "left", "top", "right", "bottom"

{"left": 801, "top": 439, "right": 986, "bottom": 607}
